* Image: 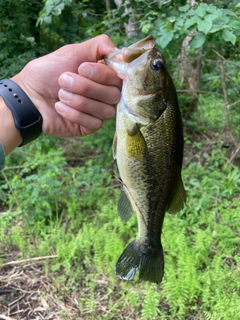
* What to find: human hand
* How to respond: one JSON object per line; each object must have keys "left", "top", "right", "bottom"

{"left": 12, "top": 35, "right": 122, "bottom": 137}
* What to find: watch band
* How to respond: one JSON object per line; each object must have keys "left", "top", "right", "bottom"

{"left": 0, "top": 79, "right": 42, "bottom": 146}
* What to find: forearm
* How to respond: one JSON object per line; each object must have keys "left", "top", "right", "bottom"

{"left": 0, "top": 96, "right": 22, "bottom": 156}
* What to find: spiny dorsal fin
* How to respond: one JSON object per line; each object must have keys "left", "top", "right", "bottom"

{"left": 118, "top": 186, "right": 135, "bottom": 222}
{"left": 167, "top": 177, "right": 186, "bottom": 214}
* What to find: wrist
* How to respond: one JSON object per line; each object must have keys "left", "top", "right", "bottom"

{"left": 0, "top": 96, "right": 22, "bottom": 155}
{"left": 0, "top": 78, "right": 43, "bottom": 147}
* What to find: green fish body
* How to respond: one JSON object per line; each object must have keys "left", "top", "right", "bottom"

{"left": 105, "top": 36, "right": 186, "bottom": 284}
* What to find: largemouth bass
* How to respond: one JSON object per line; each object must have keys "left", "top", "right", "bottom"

{"left": 105, "top": 36, "right": 186, "bottom": 284}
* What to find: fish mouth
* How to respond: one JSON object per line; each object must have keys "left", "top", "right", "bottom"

{"left": 122, "top": 35, "right": 155, "bottom": 62}
{"left": 104, "top": 35, "right": 155, "bottom": 79}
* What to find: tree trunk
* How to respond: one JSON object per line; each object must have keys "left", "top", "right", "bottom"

{"left": 178, "top": 0, "right": 202, "bottom": 119}
{"left": 114, "top": 0, "right": 139, "bottom": 38}
{"left": 178, "top": 33, "right": 202, "bottom": 118}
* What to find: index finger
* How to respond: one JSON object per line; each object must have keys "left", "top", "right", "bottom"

{"left": 78, "top": 62, "right": 122, "bottom": 88}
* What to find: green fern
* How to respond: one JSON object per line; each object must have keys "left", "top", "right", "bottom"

{"left": 141, "top": 284, "right": 161, "bottom": 319}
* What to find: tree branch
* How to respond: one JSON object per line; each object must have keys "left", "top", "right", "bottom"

{"left": 216, "top": 51, "right": 238, "bottom": 148}
{"left": 0, "top": 255, "right": 58, "bottom": 267}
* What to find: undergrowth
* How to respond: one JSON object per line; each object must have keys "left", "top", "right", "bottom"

{"left": 0, "top": 112, "right": 240, "bottom": 319}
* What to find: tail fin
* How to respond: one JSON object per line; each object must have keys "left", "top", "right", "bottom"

{"left": 115, "top": 240, "right": 164, "bottom": 284}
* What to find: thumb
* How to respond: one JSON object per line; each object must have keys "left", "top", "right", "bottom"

{"left": 61, "top": 34, "right": 117, "bottom": 65}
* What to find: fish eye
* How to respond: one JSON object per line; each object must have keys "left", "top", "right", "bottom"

{"left": 151, "top": 59, "right": 162, "bottom": 72}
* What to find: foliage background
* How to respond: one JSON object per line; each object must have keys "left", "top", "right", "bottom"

{"left": 0, "top": 0, "right": 240, "bottom": 319}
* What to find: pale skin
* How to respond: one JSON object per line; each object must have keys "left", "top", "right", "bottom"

{"left": 0, "top": 34, "right": 122, "bottom": 156}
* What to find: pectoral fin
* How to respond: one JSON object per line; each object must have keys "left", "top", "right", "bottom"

{"left": 112, "top": 132, "right": 117, "bottom": 159}
{"left": 167, "top": 177, "right": 186, "bottom": 214}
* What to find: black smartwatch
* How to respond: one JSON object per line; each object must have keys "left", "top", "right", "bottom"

{"left": 0, "top": 79, "right": 43, "bottom": 146}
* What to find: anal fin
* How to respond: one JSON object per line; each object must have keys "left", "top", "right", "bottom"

{"left": 168, "top": 177, "right": 186, "bottom": 214}
{"left": 118, "top": 186, "right": 134, "bottom": 222}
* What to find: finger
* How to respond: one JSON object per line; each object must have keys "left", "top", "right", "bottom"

{"left": 57, "top": 35, "right": 118, "bottom": 68}
{"left": 58, "top": 90, "right": 116, "bottom": 120}
{"left": 65, "top": 34, "right": 118, "bottom": 63}
{"left": 55, "top": 101, "right": 103, "bottom": 133}
{"left": 58, "top": 73, "right": 121, "bottom": 105}
{"left": 78, "top": 63, "right": 122, "bottom": 88}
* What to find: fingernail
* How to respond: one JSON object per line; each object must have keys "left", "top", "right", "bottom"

{"left": 59, "top": 73, "right": 74, "bottom": 89}
{"left": 59, "top": 89, "right": 73, "bottom": 102}
{"left": 55, "top": 101, "right": 69, "bottom": 115}
{"left": 79, "top": 63, "right": 94, "bottom": 79}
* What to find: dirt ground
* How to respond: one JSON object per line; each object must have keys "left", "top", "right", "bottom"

{"left": 0, "top": 259, "right": 79, "bottom": 320}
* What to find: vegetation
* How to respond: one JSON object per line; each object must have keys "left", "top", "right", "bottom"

{"left": 0, "top": 1, "right": 239, "bottom": 319}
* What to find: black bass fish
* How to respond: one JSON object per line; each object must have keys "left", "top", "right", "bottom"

{"left": 104, "top": 36, "right": 186, "bottom": 284}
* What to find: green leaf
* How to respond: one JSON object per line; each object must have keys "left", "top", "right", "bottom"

{"left": 205, "top": 13, "right": 221, "bottom": 22}
{"left": 155, "top": 19, "right": 166, "bottom": 29}
{"left": 179, "top": 4, "right": 190, "bottom": 12}
{"left": 209, "top": 17, "right": 229, "bottom": 33}
{"left": 207, "top": 4, "right": 220, "bottom": 15}
{"left": 118, "top": 5, "right": 125, "bottom": 16}
{"left": 223, "top": 9, "right": 236, "bottom": 17}
{"left": 141, "top": 23, "right": 151, "bottom": 34}
{"left": 165, "top": 19, "right": 175, "bottom": 30}
{"left": 190, "top": 33, "right": 206, "bottom": 49}
{"left": 196, "top": 3, "right": 209, "bottom": 18}
{"left": 228, "top": 20, "right": 240, "bottom": 29}
{"left": 185, "top": 16, "right": 201, "bottom": 29}
{"left": 43, "top": 15, "right": 52, "bottom": 24}
{"left": 222, "top": 29, "right": 236, "bottom": 45}
{"left": 187, "top": 9, "right": 196, "bottom": 16}
{"left": 197, "top": 19, "right": 212, "bottom": 34}
{"left": 156, "top": 29, "right": 174, "bottom": 48}
{"left": 175, "top": 16, "right": 185, "bottom": 28}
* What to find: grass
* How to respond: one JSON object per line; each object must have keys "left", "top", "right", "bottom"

{"left": 0, "top": 100, "right": 240, "bottom": 319}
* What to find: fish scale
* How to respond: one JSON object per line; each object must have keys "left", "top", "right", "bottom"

{"left": 104, "top": 36, "right": 186, "bottom": 284}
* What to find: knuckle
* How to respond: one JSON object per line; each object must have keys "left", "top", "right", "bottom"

{"left": 78, "top": 78, "right": 91, "bottom": 96}
{"left": 92, "top": 119, "right": 103, "bottom": 131}
{"left": 58, "top": 44, "right": 72, "bottom": 57}
{"left": 98, "top": 34, "right": 110, "bottom": 43}
{"left": 73, "top": 94, "right": 86, "bottom": 110}
{"left": 104, "top": 105, "right": 115, "bottom": 119}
